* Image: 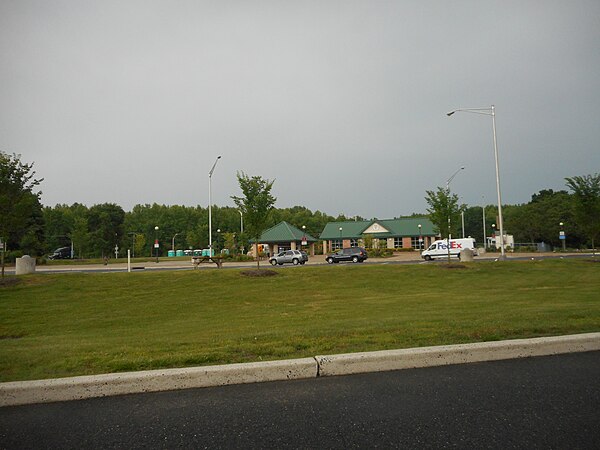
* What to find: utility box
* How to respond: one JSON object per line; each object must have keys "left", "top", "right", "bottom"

{"left": 16, "top": 255, "right": 36, "bottom": 275}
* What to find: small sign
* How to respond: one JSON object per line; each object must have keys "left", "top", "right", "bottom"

{"left": 154, "top": 239, "right": 159, "bottom": 248}
{"left": 301, "top": 236, "right": 307, "bottom": 246}
{"left": 559, "top": 235, "right": 566, "bottom": 240}
{"left": 559, "top": 231, "right": 565, "bottom": 236}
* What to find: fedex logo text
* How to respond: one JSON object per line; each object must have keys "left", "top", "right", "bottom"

{"left": 438, "top": 242, "right": 463, "bottom": 250}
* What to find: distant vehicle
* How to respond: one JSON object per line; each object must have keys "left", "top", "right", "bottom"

{"left": 48, "top": 247, "right": 72, "bottom": 260}
{"left": 421, "top": 238, "right": 478, "bottom": 261}
{"left": 326, "top": 247, "right": 368, "bottom": 264}
{"left": 269, "top": 250, "right": 307, "bottom": 266}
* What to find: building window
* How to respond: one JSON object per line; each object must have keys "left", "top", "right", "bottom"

{"left": 350, "top": 239, "right": 358, "bottom": 247}
{"left": 331, "top": 240, "right": 343, "bottom": 250}
{"left": 394, "top": 237, "right": 403, "bottom": 249}
{"left": 411, "top": 237, "right": 421, "bottom": 249}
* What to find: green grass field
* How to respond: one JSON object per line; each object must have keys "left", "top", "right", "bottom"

{"left": 1, "top": 259, "right": 599, "bottom": 382}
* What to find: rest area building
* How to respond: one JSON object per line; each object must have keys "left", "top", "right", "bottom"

{"left": 319, "top": 218, "right": 438, "bottom": 254}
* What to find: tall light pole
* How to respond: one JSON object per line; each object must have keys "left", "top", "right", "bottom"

{"left": 445, "top": 167, "right": 464, "bottom": 262}
{"left": 559, "top": 222, "right": 566, "bottom": 251}
{"left": 238, "top": 210, "right": 244, "bottom": 234}
{"left": 339, "top": 227, "right": 343, "bottom": 249}
{"left": 482, "top": 196, "right": 486, "bottom": 249}
{"left": 208, "top": 155, "right": 222, "bottom": 256}
{"left": 447, "top": 105, "right": 505, "bottom": 259}
{"left": 418, "top": 223, "right": 422, "bottom": 250}
{"left": 172, "top": 233, "right": 180, "bottom": 253}
{"left": 154, "top": 226, "right": 159, "bottom": 263}
{"left": 127, "top": 232, "right": 140, "bottom": 258}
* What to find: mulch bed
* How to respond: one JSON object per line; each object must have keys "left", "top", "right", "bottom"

{"left": 0, "top": 277, "right": 21, "bottom": 288}
{"left": 240, "top": 269, "right": 279, "bottom": 277}
{"left": 437, "top": 263, "right": 467, "bottom": 269}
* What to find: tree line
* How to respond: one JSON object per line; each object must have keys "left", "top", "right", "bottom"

{"left": 2, "top": 151, "right": 599, "bottom": 261}
{"left": 427, "top": 175, "right": 600, "bottom": 250}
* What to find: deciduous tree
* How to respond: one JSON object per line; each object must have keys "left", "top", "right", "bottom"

{"left": 565, "top": 173, "right": 600, "bottom": 252}
{"left": 0, "top": 152, "right": 44, "bottom": 274}
{"left": 231, "top": 172, "right": 276, "bottom": 269}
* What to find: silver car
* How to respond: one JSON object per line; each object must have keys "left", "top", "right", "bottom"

{"left": 269, "top": 250, "right": 307, "bottom": 266}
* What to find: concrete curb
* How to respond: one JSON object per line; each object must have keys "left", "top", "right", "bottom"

{"left": 2, "top": 333, "right": 599, "bottom": 407}
{"left": 315, "top": 332, "right": 600, "bottom": 377}
{"left": 0, "top": 358, "right": 317, "bottom": 407}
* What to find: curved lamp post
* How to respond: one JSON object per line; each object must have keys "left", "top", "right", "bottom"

{"left": 208, "top": 155, "right": 222, "bottom": 256}
{"left": 445, "top": 166, "right": 464, "bottom": 262}
{"left": 447, "top": 105, "right": 505, "bottom": 259}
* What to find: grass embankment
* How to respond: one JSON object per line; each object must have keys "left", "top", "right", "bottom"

{"left": 1, "top": 259, "right": 599, "bottom": 382}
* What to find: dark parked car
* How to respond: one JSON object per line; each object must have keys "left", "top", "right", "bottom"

{"left": 325, "top": 247, "right": 368, "bottom": 264}
{"left": 269, "top": 250, "right": 308, "bottom": 266}
{"left": 48, "top": 246, "right": 72, "bottom": 260}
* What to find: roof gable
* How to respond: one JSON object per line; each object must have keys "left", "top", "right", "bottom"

{"left": 361, "top": 222, "right": 390, "bottom": 234}
{"left": 257, "top": 221, "right": 318, "bottom": 243}
{"left": 319, "top": 217, "right": 437, "bottom": 239}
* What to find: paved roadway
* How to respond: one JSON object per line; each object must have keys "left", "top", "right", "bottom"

{"left": 1, "top": 351, "right": 598, "bottom": 449}
{"left": 3, "top": 252, "right": 596, "bottom": 275}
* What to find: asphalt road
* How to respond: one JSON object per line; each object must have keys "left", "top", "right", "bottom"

{"left": 3, "top": 252, "right": 595, "bottom": 275}
{"left": 1, "top": 351, "right": 599, "bottom": 449}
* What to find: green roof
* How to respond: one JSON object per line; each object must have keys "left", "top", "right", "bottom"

{"left": 255, "top": 221, "right": 318, "bottom": 243}
{"left": 319, "top": 218, "right": 437, "bottom": 240}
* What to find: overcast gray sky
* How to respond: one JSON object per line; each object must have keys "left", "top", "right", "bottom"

{"left": 2, "top": 1, "right": 599, "bottom": 218}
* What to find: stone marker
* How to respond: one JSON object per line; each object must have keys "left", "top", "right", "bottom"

{"left": 460, "top": 248, "right": 474, "bottom": 262}
{"left": 15, "top": 255, "right": 36, "bottom": 275}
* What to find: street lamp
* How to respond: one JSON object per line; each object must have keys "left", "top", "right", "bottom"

{"left": 172, "top": 233, "right": 180, "bottom": 253}
{"left": 447, "top": 105, "right": 505, "bottom": 259}
{"left": 238, "top": 210, "right": 244, "bottom": 234}
{"left": 445, "top": 167, "right": 464, "bottom": 262}
{"left": 154, "top": 226, "right": 159, "bottom": 263}
{"left": 208, "top": 155, "right": 222, "bottom": 256}
{"left": 127, "top": 232, "right": 140, "bottom": 258}
{"left": 559, "top": 222, "right": 566, "bottom": 251}
{"left": 482, "top": 196, "right": 487, "bottom": 249}
{"left": 339, "top": 227, "right": 343, "bottom": 249}
{"left": 491, "top": 223, "right": 496, "bottom": 249}
{"left": 418, "top": 224, "right": 423, "bottom": 250}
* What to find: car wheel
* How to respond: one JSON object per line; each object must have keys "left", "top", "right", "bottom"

{"left": 327, "top": 257, "right": 334, "bottom": 264}
{"left": 352, "top": 256, "right": 359, "bottom": 263}
{"left": 270, "top": 260, "right": 277, "bottom": 266}
{"left": 424, "top": 255, "right": 432, "bottom": 261}
{"left": 292, "top": 258, "right": 299, "bottom": 265}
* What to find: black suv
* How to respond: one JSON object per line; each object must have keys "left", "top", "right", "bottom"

{"left": 48, "top": 247, "right": 72, "bottom": 260}
{"left": 325, "top": 247, "right": 368, "bottom": 264}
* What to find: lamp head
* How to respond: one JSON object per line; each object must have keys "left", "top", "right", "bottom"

{"left": 446, "top": 111, "right": 455, "bottom": 116}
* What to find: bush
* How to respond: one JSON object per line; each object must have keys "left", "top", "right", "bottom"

{"left": 367, "top": 248, "right": 394, "bottom": 258}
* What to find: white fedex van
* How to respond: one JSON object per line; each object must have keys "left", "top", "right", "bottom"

{"left": 421, "top": 238, "right": 478, "bottom": 261}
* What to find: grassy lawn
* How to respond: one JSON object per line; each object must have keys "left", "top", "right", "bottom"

{"left": 1, "top": 259, "right": 599, "bottom": 382}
